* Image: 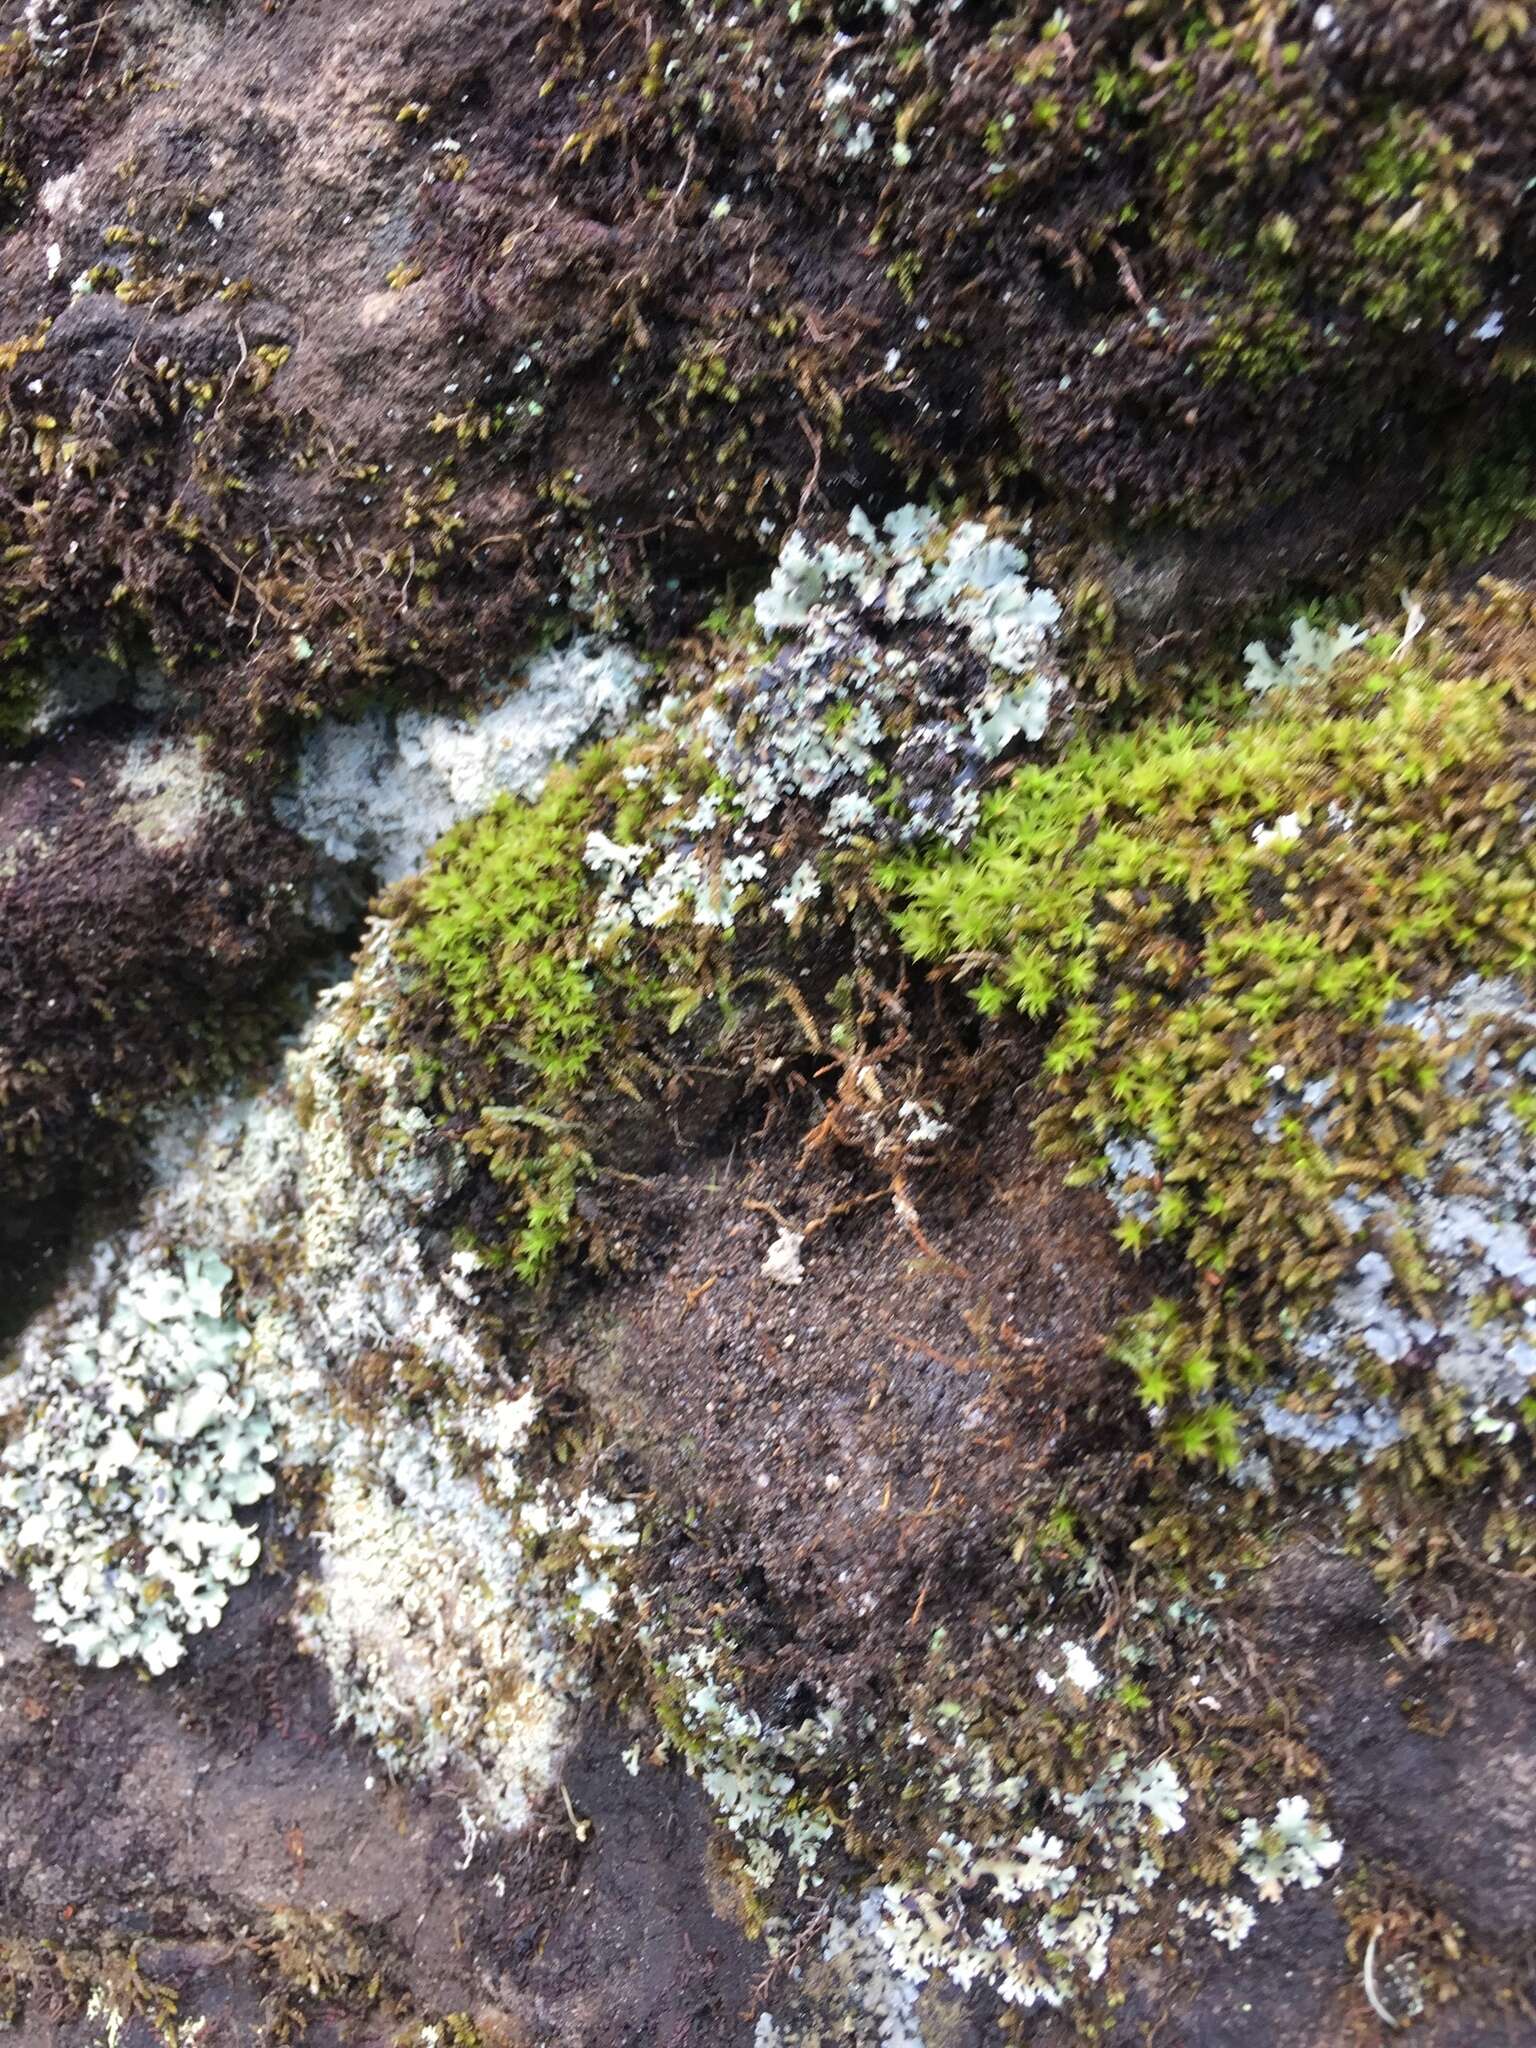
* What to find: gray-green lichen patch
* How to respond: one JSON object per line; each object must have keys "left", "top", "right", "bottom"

{"left": 0, "top": 905, "right": 647, "bottom": 1826}
{"left": 275, "top": 634, "right": 647, "bottom": 889}
{"left": 0, "top": 1246, "right": 274, "bottom": 1673}
{"left": 293, "top": 1424, "right": 577, "bottom": 1831}
{"left": 1242, "top": 614, "right": 1368, "bottom": 697}
{"left": 587, "top": 507, "right": 1068, "bottom": 944}
{"left": 111, "top": 731, "right": 243, "bottom": 853}
{"left": 1252, "top": 974, "right": 1536, "bottom": 1469}
{"left": 648, "top": 1592, "right": 1344, "bottom": 2029}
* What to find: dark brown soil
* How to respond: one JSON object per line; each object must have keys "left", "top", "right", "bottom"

{"left": 562, "top": 1090, "right": 1149, "bottom": 1713}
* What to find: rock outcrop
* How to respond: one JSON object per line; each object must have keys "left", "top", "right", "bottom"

{"left": 3, "top": 4, "right": 1536, "bottom": 2045}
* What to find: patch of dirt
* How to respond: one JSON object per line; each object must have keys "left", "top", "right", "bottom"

{"left": 559, "top": 1087, "right": 1149, "bottom": 1716}
{"left": 1258, "top": 1545, "right": 1536, "bottom": 1953}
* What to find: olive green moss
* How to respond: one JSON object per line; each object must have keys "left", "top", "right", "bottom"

{"left": 1342, "top": 111, "right": 1488, "bottom": 329}
{"left": 883, "top": 633, "right": 1536, "bottom": 1465}
{"left": 0, "top": 662, "right": 39, "bottom": 745}
{"left": 0, "top": 1931, "right": 179, "bottom": 2038}
{"left": 1135, "top": 20, "right": 1503, "bottom": 396}
{"left": 0, "top": 1909, "right": 486, "bottom": 2045}
{"left": 4, "top": 0, "right": 1532, "bottom": 757}
{"left": 1390, "top": 448, "right": 1536, "bottom": 581}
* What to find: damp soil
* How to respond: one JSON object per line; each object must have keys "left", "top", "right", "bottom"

{"left": 556, "top": 1087, "right": 1152, "bottom": 1716}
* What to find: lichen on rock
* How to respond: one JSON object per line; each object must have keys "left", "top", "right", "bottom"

{"left": 0, "top": 1245, "right": 274, "bottom": 1674}
{"left": 275, "top": 634, "right": 647, "bottom": 888}
{"left": 4, "top": 1, "right": 1536, "bottom": 2035}
{"left": 293, "top": 1428, "right": 576, "bottom": 1832}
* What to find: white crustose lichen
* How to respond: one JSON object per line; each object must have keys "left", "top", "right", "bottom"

{"left": 277, "top": 635, "right": 646, "bottom": 889}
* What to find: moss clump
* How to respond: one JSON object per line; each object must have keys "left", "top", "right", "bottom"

{"left": 0, "top": 663, "right": 40, "bottom": 746}
{"left": 1196, "top": 290, "right": 1315, "bottom": 393}
{"left": 1390, "top": 449, "right": 1536, "bottom": 579}
{"left": 403, "top": 745, "right": 669, "bottom": 1091}
{"left": 1147, "top": 40, "right": 1500, "bottom": 360}
{"left": 387, "top": 505, "right": 1066, "bottom": 1281}
{"left": 1342, "top": 111, "right": 1489, "bottom": 330}
{"left": 390, "top": 727, "right": 738, "bottom": 1281}
{"left": 3, "top": 0, "right": 1532, "bottom": 742}
{"left": 884, "top": 623, "right": 1536, "bottom": 1463}
{"left": 0, "top": 1933, "right": 180, "bottom": 2041}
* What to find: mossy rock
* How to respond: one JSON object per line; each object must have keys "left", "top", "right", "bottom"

{"left": 885, "top": 590, "right": 1536, "bottom": 1505}
{"left": 3, "top": 0, "right": 1535, "bottom": 747}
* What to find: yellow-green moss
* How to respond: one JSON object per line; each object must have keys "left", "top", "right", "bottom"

{"left": 1342, "top": 110, "right": 1489, "bottom": 328}
{"left": 391, "top": 726, "right": 734, "bottom": 1280}
{"left": 883, "top": 635, "right": 1536, "bottom": 1458}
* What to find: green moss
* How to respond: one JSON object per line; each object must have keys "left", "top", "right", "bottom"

{"left": 1197, "top": 289, "right": 1314, "bottom": 392}
{"left": 404, "top": 752, "right": 634, "bottom": 1086}
{"left": 1137, "top": 34, "right": 1504, "bottom": 405}
{"left": 0, "top": 661, "right": 39, "bottom": 745}
{"left": 1155, "top": 58, "right": 1332, "bottom": 226}
{"left": 883, "top": 640, "right": 1536, "bottom": 1446}
{"left": 1342, "top": 110, "right": 1489, "bottom": 328}
{"left": 393, "top": 728, "right": 732, "bottom": 1281}
{"left": 1158, "top": 84, "right": 1492, "bottom": 340}
{"left": 403, "top": 2020, "right": 484, "bottom": 2048}
{"left": 0, "top": 1933, "right": 179, "bottom": 2040}
{"left": 1394, "top": 449, "right": 1536, "bottom": 573}
{"left": 1113, "top": 1297, "right": 1242, "bottom": 1471}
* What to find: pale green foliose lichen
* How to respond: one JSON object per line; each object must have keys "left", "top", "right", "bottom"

{"left": 7, "top": 916, "right": 643, "bottom": 1810}
{"left": 0, "top": 1247, "right": 275, "bottom": 1674}
{"left": 1243, "top": 614, "right": 1367, "bottom": 695}
{"left": 753, "top": 504, "right": 1061, "bottom": 750}
{"left": 657, "top": 1641, "right": 843, "bottom": 1893}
